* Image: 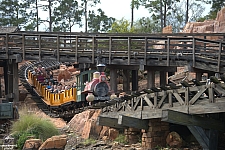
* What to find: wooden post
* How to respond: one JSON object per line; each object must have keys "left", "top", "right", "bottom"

{"left": 160, "top": 71, "right": 167, "bottom": 86}
{"left": 38, "top": 35, "right": 41, "bottom": 61}
{"left": 57, "top": 35, "right": 60, "bottom": 62}
{"left": 109, "top": 37, "right": 112, "bottom": 64}
{"left": 147, "top": 70, "right": 155, "bottom": 88}
{"left": 75, "top": 36, "right": 78, "bottom": 63}
{"left": 22, "top": 34, "right": 25, "bottom": 60}
{"left": 5, "top": 33, "right": 8, "bottom": 59}
{"left": 192, "top": 38, "right": 196, "bottom": 67}
{"left": 167, "top": 38, "right": 170, "bottom": 66}
{"left": 196, "top": 72, "right": 203, "bottom": 81}
{"left": 92, "top": 37, "right": 95, "bottom": 64}
{"left": 188, "top": 126, "right": 218, "bottom": 150}
{"left": 13, "top": 60, "right": 19, "bottom": 102}
{"left": 218, "top": 42, "right": 222, "bottom": 72}
{"left": 144, "top": 37, "right": 147, "bottom": 65}
{"left": 132, "top": 70, "right": 138, "bottom": 91}
{"left": 128, "top": 37, "right": 131, "bottom": 65}
{"left": 110, "top": 68, "right": 117, "bottom": 93}
{"left": 123, "top": 69, "right": 130, "bottom": 92}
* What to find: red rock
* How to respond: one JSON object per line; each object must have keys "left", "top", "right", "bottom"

{"left": 23, "top": 139, "right": 42, "bottom": 150}
{"left": 108, "top": 128, "right": 119, "bottom": 140}
{"left": 38, "top": 135, "right": 67, "bottom": 150}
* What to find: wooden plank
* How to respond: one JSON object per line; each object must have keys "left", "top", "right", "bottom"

{"left": 38, "top": 35, "right": 41, "bottom": 61}
{"left": 188, "top": 126, "right": 218, "bottom": 150}
{"left": 109, "top": 37, "right": 112, "bottom": 64}
{"left": 22, "top": 34, "right": 25, "bottom": 60}
{"left": 162, "top": 110, "right": 224, "bottom": 131}
{"left": 192, "top": 38, "right": 195, "bottom": 67}
{"left": 143, "top": 95, "right": 154, "bottom": 108}
{"left": 157, "top": 91, "right": 167, "bottom": 108}
{"left": 189, "top": 87, "right": 207, "bottom": 105}
{"left": 128, "top": 37, "right": 131, "bottom": 65}
{"left": 97, "top": 116, "right": 126, "bottom": 129}
{"left": 92, "top": 37, "right": 95, "bottom": 63}
{"left": 167, "top": 38, "right": 170, "bottom": 66}
{"left": 189, "top": 98, "right": 225, "bottom": 114}
{"left": 172, "top": 92, "right": 185, "bottom": 105}
{"left": 218, "top": 42, "right": 222, "bottom": 72}
{"left": 118, "top": 115, "right": 149, "bottom": 130}
{"left": 57, "top": 35, "right": 60, "bottom": 61}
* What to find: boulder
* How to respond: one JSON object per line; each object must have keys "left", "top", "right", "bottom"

{"left": 108, "top": 128, "right": 119, "bottom": 140}
{"left": 23, "top": 139, "right": 42, "bottom": 150}
{"left": 166, "top": 131, "right": 183, "bottom": 148}
{"left": 38, "top": 135, "right": 67, "bottom": 150}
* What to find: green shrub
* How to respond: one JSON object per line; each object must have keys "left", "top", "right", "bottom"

{"left": 11, "top": 113, "right": 59, "bottom": 150}
{"left": 114, "top": 134, "right": 128, "bottom": 144}
{"left": 82, "top": 138, "right": 96, "bottom": 146}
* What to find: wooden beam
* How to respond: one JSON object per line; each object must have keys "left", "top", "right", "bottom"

{"left": 188, "top": 126, "right": 218, "bottom": 150}
{"left": 97, "top": 116, "right": 126, "bottom": 129}
{"left": 118, "top": 115, "right": 149, "bottom": 130}
{"left": 161, "top": 110, "right": 224, "bottom": 131}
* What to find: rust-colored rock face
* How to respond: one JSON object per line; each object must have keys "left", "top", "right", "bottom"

{"left": 23, "top": 139, "right": 42, "bottom": 150}
{"left": 182, "top": 7, "right": 225, "bottom": 38}
{"left": 38, "top": 135, "right": 67, "bottom": 150}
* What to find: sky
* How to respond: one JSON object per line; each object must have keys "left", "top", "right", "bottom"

{"left": 38, "top": 0, "right": 211, "bottom": 32}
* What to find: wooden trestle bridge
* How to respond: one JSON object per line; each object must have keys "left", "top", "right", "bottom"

{"left": 1, "top": 31, "right": 225, "bottom": 149}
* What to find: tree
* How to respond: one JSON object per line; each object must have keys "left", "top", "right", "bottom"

{"left": 0, "top": 0, "right": 30, "bottom": 29}
{"left": 207, "top": 0, "right": 225, "bottom": 19}
{"left": 80, "top": 0, "right": 101, "bottom": 33}
{"left": 53, "top": 0, "right": 83, "bottom": 32}
{"left": 88, "top": 9, "right": 115, "bottom": 32}
{"left": 131, "top": 0, "right": 141, "bottom": 28}
{"left": 167, "top": 0, "right": 205, "bottom": 32}
{"left": 108, "top": 18, "right": 136, "bottom": 33}
{"left": 134, "top": 17, "right": 161, "bottom": 33}
{"left": 41, "top": 0, "right": 59, "bottom": 32}
{"left": 141, "top": 0, "right": 180, "bottom": 32}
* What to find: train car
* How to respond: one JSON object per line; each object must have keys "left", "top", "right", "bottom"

{"left": 26, "top": 62, "right": 114, "bottom": 117}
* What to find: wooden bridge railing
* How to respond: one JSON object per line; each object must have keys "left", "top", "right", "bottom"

{"left": 1, "top": 32, "right": 225, "bottom": 72}
{"left": 100, "top": 79, "right": 225, "bottom": 119}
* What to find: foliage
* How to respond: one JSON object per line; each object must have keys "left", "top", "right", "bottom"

{"left": 141, "top": 0, "right": 180, "bottom": 31}
{"left": 114, "top": 134, "right": 128, "bottom": 144}
{"left": 88, "top": 8, "right": 115, "bottom": 32}
{"left": 134, "top": 17, "right": 161, "bottom": 33}
{"left": 167, "top": 0, "right": 205, "bottom": 32}
{"left": 0, "top": 0, "right": 30, "bottom": 29}
{"left": 53, "top": 0, "right": 83, "bottom": 32}
{"left": 108, "top": 18, "right": 136, "bottom": 33}
{"left": 82, "top": 137, "right": 96, "bottom": 146}
{"left": 15, "top": 132, "right": 33, "bottom": 150}
{"left": 205, "top": 0, "right": 225, "bottom": 19}
{"left": 11, "top": 113, "right": 59, "bottom": 150}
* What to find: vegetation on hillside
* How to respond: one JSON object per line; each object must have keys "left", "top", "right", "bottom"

{"left": 11, "top": 112, "right": 59, "bottom": 150}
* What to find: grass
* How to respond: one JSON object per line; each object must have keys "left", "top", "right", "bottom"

{"left": 114, "top": 134, "right": 128, "bottom": 144}
{"left": 82, "top": 138, "right": 97, "bottom": 146}
{"left": 11, "top": 112, "right": 59, "bottom": 150}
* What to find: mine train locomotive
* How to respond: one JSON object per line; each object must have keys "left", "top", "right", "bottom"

{"left": 82, "top": 64, "right": 113, "bottom": 102}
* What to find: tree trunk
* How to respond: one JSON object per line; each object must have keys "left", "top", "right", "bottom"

{"left": 131, "top": 0, "right": 134, "bottom": 28}
{"left": 85, "top": 1, "right": 87, "bottom": 33}
{"left": 185, "top": 0, "right": 189, "bottom": 24}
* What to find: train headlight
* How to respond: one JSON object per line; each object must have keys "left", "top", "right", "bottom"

{"left": 86, "top": 94, "right": 94, "bottom": 102}
{"left": 101, "top": 77, "right": 106, "bottom": 81}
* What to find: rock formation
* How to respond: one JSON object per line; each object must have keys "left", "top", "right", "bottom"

{"left": 182, "top": 7, "right": 225, "bottom": 40}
